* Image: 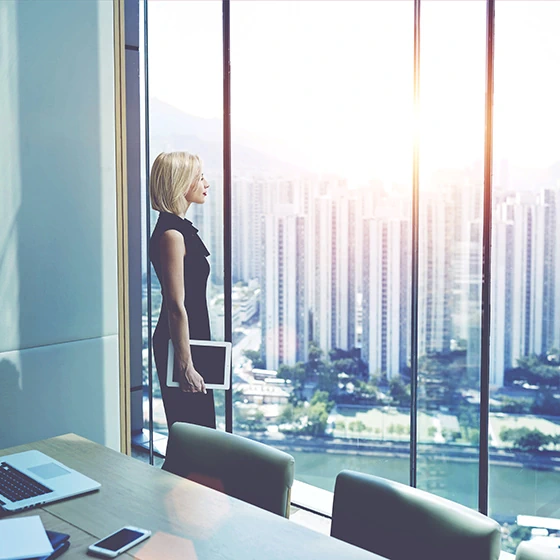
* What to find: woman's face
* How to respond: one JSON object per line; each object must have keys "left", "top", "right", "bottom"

{"left": 185, "top": 169, "right": 209, "bottom": 205}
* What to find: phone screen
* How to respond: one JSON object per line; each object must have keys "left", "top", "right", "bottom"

{"left": 94, "top": 528, "right": 145, "bottom": 552}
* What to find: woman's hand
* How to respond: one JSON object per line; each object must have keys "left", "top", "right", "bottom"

{"left": 180, "top": 363, "right": 207, "bottom": 394}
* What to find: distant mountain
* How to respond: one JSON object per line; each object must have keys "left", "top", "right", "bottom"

{"left": 149, "top": 98, "right": 306, "bottom": 174}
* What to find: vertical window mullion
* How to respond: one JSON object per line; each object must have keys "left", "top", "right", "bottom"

{"left": 479, "top": 0, "right": 495, "bottom": 516}
{"left": 142, "top": 0, "right": 154, "bottom": 465}
{"left": 409, "top": 0, "right": 421, "bottom": 489}
{"left": 223, "top": 0, "right": 233, "bottom": 433}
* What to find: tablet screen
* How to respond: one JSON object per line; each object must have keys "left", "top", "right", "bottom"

{"left": 167, "top": 340, "right": 231, "bottom": 390}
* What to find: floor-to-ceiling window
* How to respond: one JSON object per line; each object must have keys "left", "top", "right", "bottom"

{"left": 489, "top": 1, "right": 560, "bottom": 551}
{"left": 416, "top": 0, "right": 486, "bottom": 510}
{"left": 229, "top": 0, "right": 414, "bottom": 491}
{"left": 134, "top": 1, "right": 560, "bottom": 551}
{"left": 140, "top": 0, "right": 225, "bottom": 451}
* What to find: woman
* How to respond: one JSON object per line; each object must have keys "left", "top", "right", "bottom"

{"left": 149, "top": 151, "right": 215, "bottom": 430}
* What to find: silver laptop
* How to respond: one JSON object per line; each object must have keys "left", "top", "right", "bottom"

{"left": 0, "top": 450, "right": 100, "bottom": 513}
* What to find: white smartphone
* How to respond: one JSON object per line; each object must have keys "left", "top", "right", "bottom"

{"left": 87, "top": 526, "right": 151, "bottom": 558}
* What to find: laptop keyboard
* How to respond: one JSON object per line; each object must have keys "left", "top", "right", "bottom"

{"left": 0, "top": 462, "right": 53, "bottom": 503}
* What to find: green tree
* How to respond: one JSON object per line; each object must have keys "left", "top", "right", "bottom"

{"left": 500, "top": 427, "right": 552, "bottom": 452}
{"left": 389, "top": 376, "right": 410, "bottom": 407}
{"left": 243, "top": 350, "right": 265, "bottom": 370}
{"left": 355, "top": 380, "right": 379, "bottom": 402}
{"left": 332, "top": 358, "right": 356, "bottom": 376}
{"left": 457, "top": 402, "right": 478, "bottom": 429}
{"left": 235, "top": 408, "right": 266, "bottom": 432}
{"left": 418, "top": 351, "right": 472, "bottom": 406}
{"left": 310, "top": 390, "right": 335, "bottom": 412}
{"left": 316, "top": 364, "right": 340, "bottom": 399}
{"left": 329, "top": 347, "right": 368, "bottom": 379}
{"left": 300, "top": 390, "right": 335, "bottom": 436}
{"left": 348, "top": 420, "right": 366, "bottom": 434}
{"left": 500, "top": 397, "right": 532, "bottom": 414}
{"left": 307, "top": 343, "right": 324, "bottom": 367}
{"left": 278, "top": 362, "right": 307, "bottom": 402}
{"left": 531, "top": 389, "right": 560, "bottom": 416}
{"left": 468, "top": 428, "right": 480, "bottom": 446}
{"left": 245, "top": 410, "right": 266, "bottom": 432}
{"left": 303, "top": 402, "right": 329, "bottom": 436}
{"left": 278, "top": 403, "right": 302, "bottom": 424}
{"left": 510, "top": 354, "right": 560, "bottom": 390}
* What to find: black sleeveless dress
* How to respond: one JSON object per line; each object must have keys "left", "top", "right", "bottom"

{"left": 149, "top": 212, "right": 216, "bottom": 430}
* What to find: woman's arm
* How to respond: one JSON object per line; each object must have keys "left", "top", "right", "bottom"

{"left": 158, "top": 230, "right": 206, "bottom": 393}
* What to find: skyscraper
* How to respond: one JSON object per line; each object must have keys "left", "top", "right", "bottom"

{"left": 261, "top": 211, "right": 308, "bottom": 369}
{"left": 362, "top": 216, "right": 410, "bottom": 379}
{"left": 419, "top": 193, "right": 453, "bottom": 356}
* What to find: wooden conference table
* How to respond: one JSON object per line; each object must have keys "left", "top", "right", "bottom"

{"left": 1, "top": 434, "right": 385, "bottom": 560}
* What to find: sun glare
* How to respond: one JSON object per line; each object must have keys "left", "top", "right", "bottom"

{"left": 147, "top": 0, "right": 560, "bottom": 180}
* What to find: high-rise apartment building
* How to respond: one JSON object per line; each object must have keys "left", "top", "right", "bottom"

{"left": 362, "top": 216, "right": 410, "bottom": 379}
{"left": 491, "top": 187, "right": 560, "bottom": 387}
{"left": 261, "top": 212, "right": 307, "bottom": 369}
{"left": 232, "top": 175, "right": 265, "bottom": 284}
{"left": 533, "top": 188, "right": 560, "bottom": 356}
{"left": 312, "top": 195, "right": 335, "bottom": 352}
{"left": 419, "top": 193, "right": 453, "bottom": 356}
{"left": 310, "top": 186, "right": 358, "bottom": 355}
{"left": 335, "top": 195, "right": 358, "bottom": 350}
{"left": 492, "top": 197, "right": 517, "bottom": 387}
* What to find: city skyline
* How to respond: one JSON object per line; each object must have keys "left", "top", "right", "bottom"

{"left": 147, "top": 96, "right": 560, "bottom": 390}
{"left": 229, "top": 170, "right": 560, "bottom": 387}
{"left": 143, "top": 145, "right": 560, "bottom": 390}
{"left": 144, "top": 0, "right": 560, "bottom": 389}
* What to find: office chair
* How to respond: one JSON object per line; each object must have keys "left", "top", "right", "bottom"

{"left": 516, "top": 541, "right": 560, "bottom": 560}
{"left": 331, "top": 469, "right": 502, "bottom": 560}
{"left": 162, "top": 422, "right": 295, "bottom": 518}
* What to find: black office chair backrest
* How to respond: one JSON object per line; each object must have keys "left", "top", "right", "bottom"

{"left": 162, "top": 422, "right": 295, "bottom": 518}
{"left": 331, "top": 469, "right": 502, "bottom": 560}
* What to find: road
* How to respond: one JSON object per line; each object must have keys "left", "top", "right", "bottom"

{"left": 232, "top": 326, "right": 261, "bottom": 369}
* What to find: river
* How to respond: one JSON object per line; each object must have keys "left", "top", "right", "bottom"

{"left": 289, "top": 448, "right": 560, "bottom": 520}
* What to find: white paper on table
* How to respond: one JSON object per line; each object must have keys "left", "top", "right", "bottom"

{"left": 0, "top": 515, "right": 54, "bottom": 560}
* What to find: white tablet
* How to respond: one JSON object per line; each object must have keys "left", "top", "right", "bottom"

{"left": 166, "top": 339, "right": 232, "bottom": 390}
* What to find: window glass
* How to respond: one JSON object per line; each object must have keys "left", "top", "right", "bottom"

{"left": 142, "top": 0, "right": 225, "bottom": 438}
{"left": 491, "top": 1, "right": 560, "bottom": 551}
{"left": 417, "top": 0, "right": 486, "bottom": 509}
{"left": 135, "top": 3, "right": 560, "bottom": 539}
{"left": 231, "top": 0, "right": 413, "bottom": 491}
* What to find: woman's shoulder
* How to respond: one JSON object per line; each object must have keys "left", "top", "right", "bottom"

{"left": 157, "top": 229, "right": 186, "bottom": 261}
{"left": 152, "top": 212, "right": 188, "bottom": 238}
{"left": 151, "top": 213, "right": 209, "bottom": 256}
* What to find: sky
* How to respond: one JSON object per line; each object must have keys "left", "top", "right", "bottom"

{"left": 146, "top": 0, "right": 560, "bottom": 186}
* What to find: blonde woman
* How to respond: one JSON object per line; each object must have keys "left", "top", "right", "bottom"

{"left": 149, "top": 151, "right": 215, "bottom": 429}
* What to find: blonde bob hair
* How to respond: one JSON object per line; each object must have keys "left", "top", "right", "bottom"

{"left": 150, "top": 151, "right": 202, "bottom": 216}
